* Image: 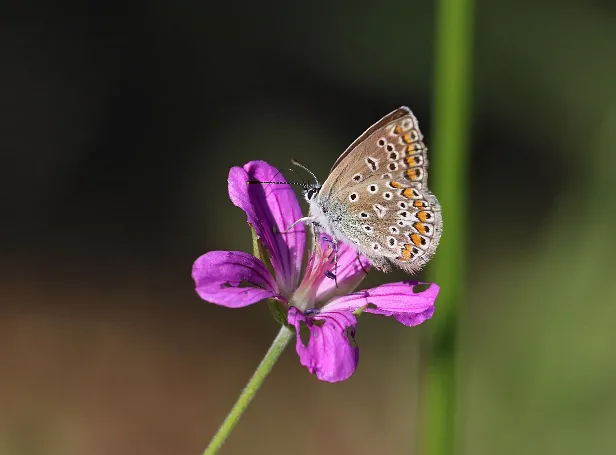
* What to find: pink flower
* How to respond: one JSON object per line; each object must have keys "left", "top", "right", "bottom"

{"left": 192, "top": 161, "right": 439, "bottom": 382}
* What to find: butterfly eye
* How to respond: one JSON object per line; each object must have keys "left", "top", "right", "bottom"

{"left": 305, "top": 188, "right": 318, "bottom": 201}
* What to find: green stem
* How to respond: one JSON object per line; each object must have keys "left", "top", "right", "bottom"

{"left": 202, "top": 326, "right": 294, "bottom": 455}
{"left": 423, "top": 0, "right": 474, "bottom": 453}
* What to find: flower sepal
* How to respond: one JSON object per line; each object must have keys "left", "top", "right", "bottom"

{"left": 249, "top": 226, "right": 292, "bottom": 327}
{"left": 250, "top": 226, "right": 272, "bottom": 272}
{"left": 267, "top": 299, "right": 291, "bottom": 327}
{"left": 352, "top": 303, "right": 374, "bottom": 318}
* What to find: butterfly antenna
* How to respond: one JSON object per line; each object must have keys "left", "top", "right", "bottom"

{"left": 285, "top": 167, "right": 308, "bottom": 187}
{"left": 246, "top": 169, "right": 306, "bottom": 187}
{"left": 291, "top": 159, "right": 320, "bottom": 187}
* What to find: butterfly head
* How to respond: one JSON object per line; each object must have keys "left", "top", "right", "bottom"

{"left": 291, "top": 159, "right": 321, "bottom": 203}
{"left": 303, "top": 184, "right": 321, "bottom": 203}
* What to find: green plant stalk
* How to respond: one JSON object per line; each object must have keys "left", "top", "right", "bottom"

{"left": 423, "top": 0, "right": 474, "bottom": 454}
{"left": 202, "top": 325, "right": 294, "bottom": 455}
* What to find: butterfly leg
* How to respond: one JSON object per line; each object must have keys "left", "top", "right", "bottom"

{"left": 320, "top": 235, "right": 340, "bottom": 288}
{"left": 280, "top": 216, "right": 315, "bottom": 234}
{"left": 310, "top": 221, "right": 321, "bottom": 248}
{"left": 332, "top": 237, "right": 339, "bottom": 288}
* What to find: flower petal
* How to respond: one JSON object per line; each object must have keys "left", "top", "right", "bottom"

{"left": 288, "top": 306, "right": 359, "bottom": 383}
{"left": 192, "top": 251, "right": 281, "bottom": 308}
{"left": 313, "top": 236, "right": 371, "bottom": 303}
{"left": 228, "top": 161, "right": 305, "bottom": 296}
{"left": 323, "top": 281, "right": 439, "bottom": 326}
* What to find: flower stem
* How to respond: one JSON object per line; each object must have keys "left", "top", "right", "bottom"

{"left": 423, "top": 0, "right": 474, "bottom": 453}
{"left": 202, "top": 326, "right": 294, "bottom": 455}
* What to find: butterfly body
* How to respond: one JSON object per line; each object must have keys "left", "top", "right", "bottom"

{"left": 303, "top": 106, "right": 442, "bottom": 274}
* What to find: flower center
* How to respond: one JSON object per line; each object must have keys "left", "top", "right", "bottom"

{"left": 289, "top": 241, "right": 335, "bottom": 311}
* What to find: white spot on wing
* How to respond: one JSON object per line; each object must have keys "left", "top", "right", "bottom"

{"left": 373, "top": 204, "right": 387, "bottom": 218}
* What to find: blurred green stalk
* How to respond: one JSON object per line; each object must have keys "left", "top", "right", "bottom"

{"left": 422, "top": 0, "right": 474, "bottom": 454}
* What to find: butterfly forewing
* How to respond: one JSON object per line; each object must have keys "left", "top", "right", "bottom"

{"left": 328, "top": 107, "right": 412, "bottom": 173}
{"left": 317, "top": 106, "right": 442, "bottom": 273}
{"left": 323, "top": 107, "right": 430, "bottom": 193}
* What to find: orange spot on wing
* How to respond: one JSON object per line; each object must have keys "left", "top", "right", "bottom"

{"left": 406, "top": 156, "right": 419, "bottom": 167}
{"left": 390, "top": 181, "right": 403, "bottom": 189}
{"left": 403, "top": 133, "right": 412, "bottom": 144}
{"left": 394, "top": 124, "right": 403, "bottom": 135}
{"left": 414, "top": 200, "right": 427, "bottom": 208}
{"left": 410, "top": 233, "right": 422, "bottom": 247}
{"left": 414, "top": 222, "right": 427, "bottom": 234}
{"left": 407, "top": 169, "right": 419, "bottom": 180}
{"left": 402, "top": 188, "right": 414, "bottom": 199}
{"left": 397, "top": 243, "right": 413, "bottom": 261}
{"left": 417, "top": 211, "right": 429, "bottom": 222}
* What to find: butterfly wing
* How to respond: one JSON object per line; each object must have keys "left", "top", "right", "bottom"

{"left": 328, "top": 107, "right": 412, "bottom": 174}
{"left": 317, "top": 107, "right": 442, "bottom": 273}
{"left": 324, "top": 106, "right": 431, "bottom": 191}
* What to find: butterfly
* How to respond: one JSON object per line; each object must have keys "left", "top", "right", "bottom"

{"left": 298, "top": 106, "right": 442, "bottom": 274}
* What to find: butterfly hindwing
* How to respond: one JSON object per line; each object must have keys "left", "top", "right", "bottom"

{"left": 327, "top": 175, "right": 441, "bottom": 273}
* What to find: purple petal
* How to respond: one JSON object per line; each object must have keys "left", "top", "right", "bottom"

{"left": 313, "top": 236, "right": 371, "bottom": 303}
{"left": 228, "top": 161, "right": 305, "bottom": 296}
{"left": 192, "top": 251, "right": 282, "bottom": 308}
{"left": 323, "top": 281, "right": 439, "bottom": 326}
{"left": 288, "top": 306, "right": 359, "bottom": 383}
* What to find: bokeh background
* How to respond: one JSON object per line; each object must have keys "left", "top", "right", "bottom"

{"left": 2, "top": 1, "right": 616, "bottom": 454}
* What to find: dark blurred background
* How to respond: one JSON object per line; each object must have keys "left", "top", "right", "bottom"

{"left": 1, "top": 1, "right": 615, "bottom": 454}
